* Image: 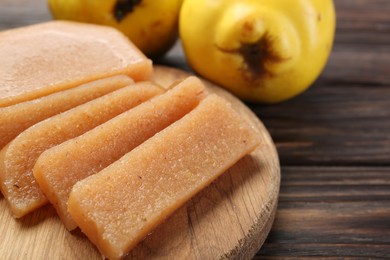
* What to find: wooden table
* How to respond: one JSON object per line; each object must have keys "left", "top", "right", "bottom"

{"left": 1, "top": 0, "right": 389, "bottom": 258}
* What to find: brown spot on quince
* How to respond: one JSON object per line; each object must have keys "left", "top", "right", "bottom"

{"left": 317, "top": 13, "right": 323, "bottom": 22}
{"left": 113, "top": 0, "right": 142, "bottom": 22}
{"left": 216, "top": 33, "right": 288, "bottom": 84}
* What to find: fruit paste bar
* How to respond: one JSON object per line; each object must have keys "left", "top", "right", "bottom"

{"left": 34, "top": 77, "right": 207, "bottom": 230}
{"left": 68, "top": 94, "right": 260, "bottom": 259}
{"left": 0, "top": 82, "right": 163, "bottom": 218}
{"left": 0, "top": 21, "right": 152, "bottom": 107}
{"left": 0, "top": 75, "right": 134, "bottom": 149}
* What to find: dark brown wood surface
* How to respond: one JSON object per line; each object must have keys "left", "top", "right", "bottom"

{"left": 1, "top": 0, "right": 389, "bottom": 258}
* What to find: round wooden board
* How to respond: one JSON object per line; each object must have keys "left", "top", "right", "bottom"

{"left": 0, "top": 66, "right": 280, "bottom": 260}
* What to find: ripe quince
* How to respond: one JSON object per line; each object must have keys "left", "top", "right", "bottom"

{"left": 48, "top": 0, "right": 183, "bottom": 58}
{"left": 180, "top": 0, "right": 336, "bottom": 103}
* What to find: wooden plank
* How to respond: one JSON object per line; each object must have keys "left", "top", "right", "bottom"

{"left": 322, "top": 44, "right": 390, "bottom": 85}
{"left": 279, "top": 166, "right": 390, "bottom": 201}
{"left": 255, "top": 166, "right": 390, "bottom": 258}
{"left": 252, "top": 79, "right": 390, "bottom": 166}
{"left": 334, "top": 0, "right": 390, "bottom": 44}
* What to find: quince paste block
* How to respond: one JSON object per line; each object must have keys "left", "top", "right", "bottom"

{"left": 34, "top": 76, "right": 207, "bottom": 231}
{"left": 68, "top": 94, "right": 260, "bottom": 260}
{"left": 0, "top": 20, "right": 152, "bottom": 107}
{"left": 0, "top": 75, "right": 134, "bottom": 150}
{"left": 0, "top": 82, "right": 163, "bottom": 218}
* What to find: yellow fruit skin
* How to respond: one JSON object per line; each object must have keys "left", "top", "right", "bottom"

{"left": 48, "top": 0, "right": 183, "bottom": 58}
{"left": 180, "top": 0, "right": 336, "bottom": 103}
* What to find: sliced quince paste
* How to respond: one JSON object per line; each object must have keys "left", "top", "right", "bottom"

{"left": 0, "top": 75, "right": 134, "bottom": 150}
{"left": 0, "top": 82, "right": 163, "bottom": 218}
{"left": 0, "top": 20, "right": 152, "bottom": 107}
{"left": 33, "top": 77, "right": 207, "bottom": 231}
{"left": 68, "top": 94, "right": 260, "bottom": 260}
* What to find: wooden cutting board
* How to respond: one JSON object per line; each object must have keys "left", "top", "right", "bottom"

{"left": 0, "top": 66, "right": 280, "bottom": 259}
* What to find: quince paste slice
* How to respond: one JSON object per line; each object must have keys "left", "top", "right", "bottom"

{"left": 0, "top": 82, "right": 163, "bottom": 218}
{"left": 34, "top": 77, "right": 207, "bottom": 231}
{"left": 68, "top": 94, "right": 260, "bottom": 260}
{"left": 0, "top": 75, "right": 134, "bottom": 150}
{"left": 0, "top": 21, "right": 152, "bottom": 107}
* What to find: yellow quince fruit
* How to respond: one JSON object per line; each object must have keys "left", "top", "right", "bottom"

{"left": 180, "top": 0, "right": 336, "bottom": 103}
{"left": 48, "top": 0, "right": 183, "bottom": 58}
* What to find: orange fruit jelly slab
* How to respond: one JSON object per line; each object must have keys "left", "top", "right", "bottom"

{"left": 68, "top": 94, "right": 261, "bottom": 260}
{"left": 0, "top": 21, "right": 152, "bottom": 107}
{"left": 34, "top": 77, "right": 207, "bottom": 231}
{"left": 0, "top": 82, "right": 163, "bottom": 218}
{"left": 0, "top": 75, "right": 134, "bottom": 150}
